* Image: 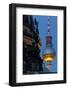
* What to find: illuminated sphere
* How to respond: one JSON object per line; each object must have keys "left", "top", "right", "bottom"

{"left": 43, "top": 47, "right": 55, "bottom": 62}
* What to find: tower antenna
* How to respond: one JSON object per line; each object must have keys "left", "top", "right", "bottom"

{"left": 48, "top": 16, "right": 50, "bottom": 35}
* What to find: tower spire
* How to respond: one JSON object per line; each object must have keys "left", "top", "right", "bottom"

{"left": 48, "top": 16, "right": 50, "bottom": 35}
{"left": 46, "top": 16, "right": 52, "bottom": 47}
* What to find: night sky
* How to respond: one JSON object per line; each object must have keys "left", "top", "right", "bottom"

{"left": 33, "top": 15, "right": 57, "bottom": 72}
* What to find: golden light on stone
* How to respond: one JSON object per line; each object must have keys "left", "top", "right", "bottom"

{"left": 37, "top": 37, "right": 41, "bottom": 48}
{"left": 37, "top": 43, "right": 41, "bottom": 48}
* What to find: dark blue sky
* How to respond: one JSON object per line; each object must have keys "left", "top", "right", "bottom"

{"left": 33, "top": 15, "right": 57, "bottom": 72}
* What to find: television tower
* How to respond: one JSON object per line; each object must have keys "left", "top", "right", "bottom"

{"left": 43, "top": 16, "right": 55, "bottom": 71}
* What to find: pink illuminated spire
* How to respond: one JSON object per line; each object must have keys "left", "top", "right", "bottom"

{"left": 46, "top": 16, "right": 52, "bottom": 47}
